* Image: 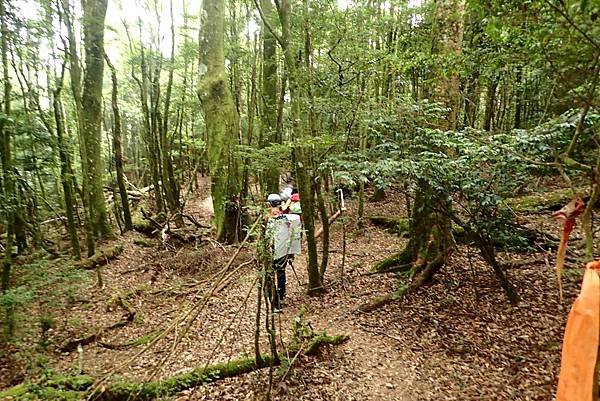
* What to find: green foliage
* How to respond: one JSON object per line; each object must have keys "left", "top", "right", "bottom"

{"left": 0, "top": 258, "right": 89, "bottom": 346}
{"left": 324, "top": 100, "right": 599, "bottom": 252}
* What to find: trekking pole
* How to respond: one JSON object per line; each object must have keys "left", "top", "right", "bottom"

{"left": 288, "top": 259, "right": 303, "bottom": 286}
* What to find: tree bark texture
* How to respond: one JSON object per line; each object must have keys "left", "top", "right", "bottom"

{"left": 395, "top": 0, "right": 465, "bottom": 277}
{"left": 53, "top": 77, "right": 82, "bottom": 259}
{"left": 105, "top": 54, "right": 133, "bottom": 231}
{"left": 0, "top": 0, "right": 15, "bottom": 335}
{"left": 81, "top": 0, "right": 111, "bottom": 243}
{"left": 198, "top": 0, "right": 241, "bottom": 243}
{"left": 260, "top": 0, "right": 280, "bottom": 194}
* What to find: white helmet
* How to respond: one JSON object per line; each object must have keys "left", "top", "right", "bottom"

{"left": 267, "top": 193, "right": 282, "bottom": 206}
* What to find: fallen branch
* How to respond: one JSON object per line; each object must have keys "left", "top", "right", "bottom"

{"left": 315, "top": 210, "right": 341, "bottom": 238}
{"left": 99, "top": 329, "right": 164, "bottom": 351}
{"left": 60, "top": 316, "right": 135, "bottom": 353}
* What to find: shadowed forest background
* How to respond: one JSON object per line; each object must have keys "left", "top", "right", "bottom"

{"left": 0, "top": 0, "right": 599, "bottom": 400}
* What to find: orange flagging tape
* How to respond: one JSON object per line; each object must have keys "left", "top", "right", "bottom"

{"left": 556, "top": 260, "right": 600, "bottom": 401}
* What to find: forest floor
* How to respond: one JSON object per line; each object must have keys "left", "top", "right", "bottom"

{"left": 0, "top": 177, "right": 595, "bottom": 401}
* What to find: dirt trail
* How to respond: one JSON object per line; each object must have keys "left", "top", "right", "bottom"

{"left": 4, "top": 180, "right": 584, "bottom": 400}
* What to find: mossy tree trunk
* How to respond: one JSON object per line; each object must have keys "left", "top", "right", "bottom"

{"left": 277, "top": 0, "right": 323, "bottom": 294}
{"left": 160, "top": 4, "right": 183, "bottom": 226}
{"left": 198, "top": 0, "right": 241, "bottom": 243}
{"left": 63, "top": 0, "right": 95, "bottom": 256}
{"left": 80, "top": 0, "right": 111, "bottom": 245}
{"left": 0, "top": 0, "right": 16, "bottom": 336}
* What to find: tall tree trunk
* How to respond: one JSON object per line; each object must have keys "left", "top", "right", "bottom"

{"left": 105, "top": 54, "right": 133, "bottom": 231}
{"left": 462, "top": 72, "right": 479, "bottom": 128}
{"left": 276, "top": 0, "right": 323, "bottom": 294}
{"left": 63, "top": 0, "right": 95, "bottom": 256}
{"left": 260, "top": 0, "right": 280, "bottom": 193}
{"left": 0, "top": 0, "right": 15, "bottom": 335}
{"left": 198, "top": 0, "right": 241, "bottom": 243}
{"left": 53, "top": 65, "right": 82, "bottom": 259}
{"left": 514, "top": 66, "right": 523, "bottom": 129}
{"left": 81, "top": 0, "right": 110, "bottom": 244}
{"left": 160, "top": 0, "right": 182, "bottom": 225}
{"left": 483, "top": 77, "right": 497, "bottom": 132}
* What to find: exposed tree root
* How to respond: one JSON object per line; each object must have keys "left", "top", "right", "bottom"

{"left": 374, "top": 249, "right": 413, "bottom": 272}
{"left": 505, "top": 187, "right": 597, "bottom": 213}
{"left": 60, "top": 308, "right": 136, "bottom": 353}
{"left": 360, "top": 256, "right": 445, "bottom": 313}
{"left": 98, "top": 329, "right": 164, "bottom": 350}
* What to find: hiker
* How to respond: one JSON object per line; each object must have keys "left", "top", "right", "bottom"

{"left": 289, "top": 193, "right": 302, "bottom": 216}
{"left": 280, "top": 174, "right": 301, "bottom": 214}
{"left": 265, "top": 193, "right": 302, "bottom": 312}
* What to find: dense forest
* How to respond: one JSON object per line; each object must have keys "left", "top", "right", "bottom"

{"left": 0, "top": 0, "right": 598, "bottom": 400}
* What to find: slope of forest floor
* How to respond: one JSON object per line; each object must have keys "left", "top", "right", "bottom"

{"left": 0, "top": 179, "right": 594, "bottom": 401}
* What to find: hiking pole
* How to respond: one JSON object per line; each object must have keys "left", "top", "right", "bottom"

{"left": 288, "top": 259, "right": 303, "bottom": 286}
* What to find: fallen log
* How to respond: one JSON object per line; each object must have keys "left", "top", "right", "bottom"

{"left": 2, "top": 334, "right": 349, "bottom": 400}
{"left": 94, "top": 333, "right": 349, "bottom": 400}
{"left": 368, "top": 215, "right": 409, "bottom": 236}
{"left": 76, "top": 244, "right": 124, "bottom": 270}
{"left": 505, "top": 187, "right": 586, "bottom": 212}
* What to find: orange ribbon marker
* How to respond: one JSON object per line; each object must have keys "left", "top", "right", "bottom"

{"left": 552, "top": 198, "right": 586, "bottom": 301}
{"left": 556, "top": 260, "right": 600, "bottom": 401}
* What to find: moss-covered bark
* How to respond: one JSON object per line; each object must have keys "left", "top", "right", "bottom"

{"left": 0, "top": 0, "right": 16, "bottom": 335}
{"left": 53, "top": 78, "right": 81, "bottom": 259}
{"left": 75, "top": 244, "right": 123, "bottom": 270}
{"left": 0, "top": 335, "right": 349, "bottom": 401}
{"left": 198, "top": 0, "right": 241, "bottom": 243}
{"left": 80, "top": 0, "right": 111, "bottom": 241}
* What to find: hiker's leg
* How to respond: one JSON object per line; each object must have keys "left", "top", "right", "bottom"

{"left": 265, "top": 264, "right": 276, "bottom": 310}
{"left": 274, "top": 256, "right": 287, "bottom": 308}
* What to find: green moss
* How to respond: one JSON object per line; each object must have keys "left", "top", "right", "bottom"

{"left": 2, "top": 335, "right": 348, "bottom": 401}
{"left": 0, "top": 383, "right": 29, "bottom": 398}
{"left": 304, "top": 334, "right": 349, "bottom": 355}
{"left": 45, "top": 374, "right": 94, "bottom": 391}
{"left": 0, "top": 375, "right": 93, "bottom": 400}
{"left": 132, "top": 214, "right": 154, "bottom": 235}
{"left": 75, "top": 244, "right": 124, "bottom": 270}
{"left": 103, "top": 357, "right": 267, "bottom": 400}
{"left": 133, "top": 238, "right": 155, "bottom": 248}
{"left": 505, "top": 187, "right": 580, "bottom": 212}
